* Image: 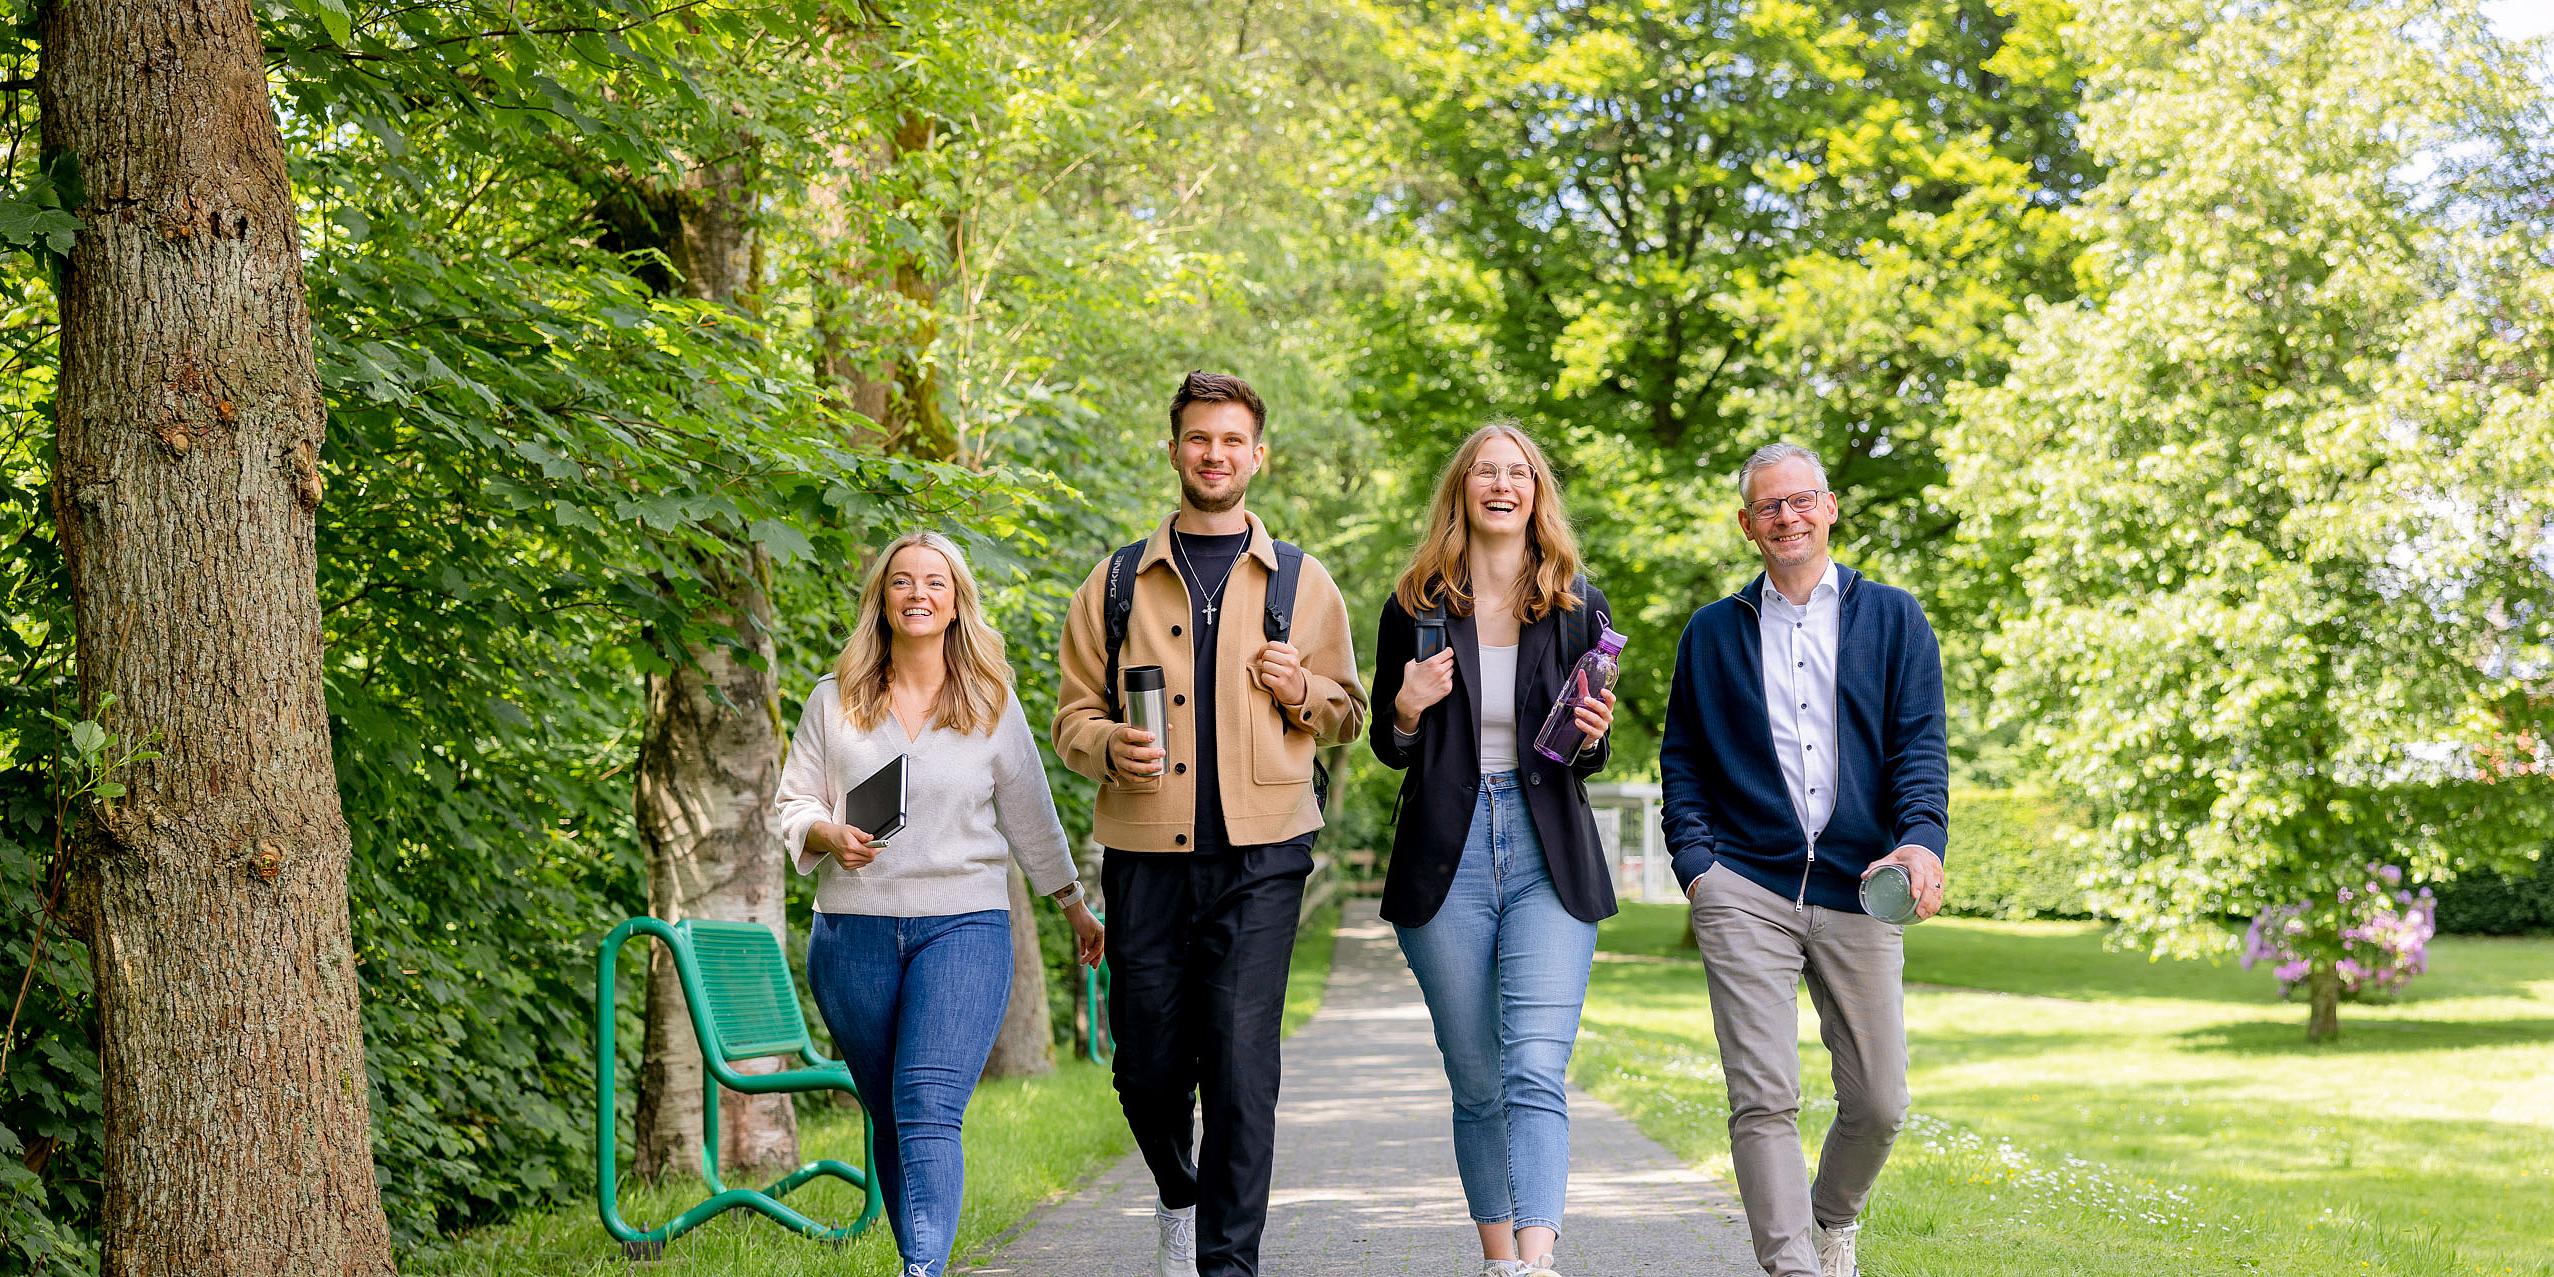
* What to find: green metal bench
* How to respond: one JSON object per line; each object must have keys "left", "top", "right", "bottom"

{"left": 1080, "top": 911, "right": 1113, "bottom": 1065}
{"left": 595, "top": 917, "right": 883, "bottom": 1257}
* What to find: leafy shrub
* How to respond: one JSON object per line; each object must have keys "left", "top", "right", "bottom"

{"left": 1943, "top": 786, "right": 2095, "bottom": 920}
{"left": 2428, "top": 852, "right": 2554, "bottom": 936}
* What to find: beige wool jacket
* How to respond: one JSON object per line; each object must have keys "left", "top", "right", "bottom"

{"left": 1052, "top": 512, "right": 1368, "bottom": 852}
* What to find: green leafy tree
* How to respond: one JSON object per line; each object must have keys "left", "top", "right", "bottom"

{"left": 1350, "top": 0, "right": 2092, "bottom": 763}
{"left": 1948, "top": 0, "right": 2554, "bottom": 1040}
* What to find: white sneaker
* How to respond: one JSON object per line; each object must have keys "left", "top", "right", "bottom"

{"left": 1154, "top": 1201, "right": 1199, "bottom": 1277}
{"left": 1518, "top": 1259, "right": 1563, "bottom": 1277}
{"left": 1476, "top": 1261, "right": 1526, "bottom": 1277}
{"left": 1814, "top": 1221, "right": 1860, "bottom": 1277}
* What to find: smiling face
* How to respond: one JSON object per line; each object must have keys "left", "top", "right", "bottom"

{"left": 1465, "top": 432, "right": 1537, "bottom": 540}
{"left": 1739, "top": 456, "right": 1839, "bottom": 572}
{"left": 1170, "top": 401, "right": 1265, "bottom": 514}
{"left": 882, "top": 544, "right": 957, "bottom": 643}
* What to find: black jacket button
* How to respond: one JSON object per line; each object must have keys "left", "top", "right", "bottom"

{"left": 1174, "top": 694, "right": 1186, "bottom": 706}
{"left": 1529, "top": 773, "right": 1543, "bottom": 786}
{"left": 1175, "top": 762, "right": 1187, "bottom": 775}
{"left": 1172, "top": 625, "right": 1184, "bottom": 637}
{"left": 1175, "top": 834, "right": 1188, "bottom": 846}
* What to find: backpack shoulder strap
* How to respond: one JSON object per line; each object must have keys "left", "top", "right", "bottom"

{"left": 1264, "top": 539, "right": 1334, "bottom": 806}
{"left": 1264, "top": 540, "right": 1305, "bottom": 642}
{"left": 1565, "top": 571, "right": 1596, "bottom": 658}
{"left": 1101, "top": 539, "right": 1147, "bottom": 718}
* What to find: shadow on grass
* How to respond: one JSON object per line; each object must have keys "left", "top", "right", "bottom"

{"left": 2175, "top": 1015, "right": 2554, "bottom": 1055}
{"left": 1609, "top": 903, "right": 2552, "bottom": 1006}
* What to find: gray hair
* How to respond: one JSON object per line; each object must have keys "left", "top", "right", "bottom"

{"left": 1737, "top": 442, "right": 1829, "bottom": 504}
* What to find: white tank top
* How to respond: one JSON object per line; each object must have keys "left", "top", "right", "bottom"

{"left": 1479, "top": 643, "right": 1520, "bottom": 772}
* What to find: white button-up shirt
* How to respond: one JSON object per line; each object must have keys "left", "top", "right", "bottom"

{"left": 1760, "top": 561, "right": 1840, "bottom": 846}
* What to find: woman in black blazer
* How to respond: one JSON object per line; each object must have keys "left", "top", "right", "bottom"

{"left": 1368, "top": 422, "right": 1618, "bottom": 1277}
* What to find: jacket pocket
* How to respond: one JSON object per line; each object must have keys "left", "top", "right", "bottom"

{"left": 1251, "top": 707, "right": 1317, "bottom": 787}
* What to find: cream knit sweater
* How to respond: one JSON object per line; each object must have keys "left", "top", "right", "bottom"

{"left": 774, "top": 676, "right": 1079, "bottom": 916}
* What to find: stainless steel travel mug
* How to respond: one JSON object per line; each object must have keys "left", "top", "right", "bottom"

{"left": 1859, "top": 862, "right": 1920, "bottom": 924}
{"left": 1121, "top": 665, "right": 1169, "bottom": 778}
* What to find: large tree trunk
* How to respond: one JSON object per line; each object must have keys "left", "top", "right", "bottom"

{"left": 632, "top": 546, "right": 799, "bottom": 1176}
{"left": 2305, "top": 955, "right": 2341, "bottom": 1043}
{"left": 630, "top": 157, "right": 799, "bottom": 1179}
{"left": 983, "top": 863, "right": 1056, "bottom": 1079}
{"left": 40, "top": 2, "right": 396, "bottom": 1273}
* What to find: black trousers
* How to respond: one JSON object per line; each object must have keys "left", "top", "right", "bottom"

{"left": 1102, "top": 834, "right": 1313, "bottom": 1277}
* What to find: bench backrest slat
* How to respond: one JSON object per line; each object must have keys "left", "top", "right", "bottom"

{"left": 679, "top": 919, "right": 812, "bottom": 1063}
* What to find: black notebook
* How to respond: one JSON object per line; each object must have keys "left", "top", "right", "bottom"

{"left": 842, "top": 754, "right": 909, "bottom": 843}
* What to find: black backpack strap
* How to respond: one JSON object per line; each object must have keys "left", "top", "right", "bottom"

{"left": 1263, "top": 540, "right": 1304, "bottom": 642}
{"left": 1565, "top": 571, "right": 1597, "bottom": 658}
{"left": 1100, "top": 539, "right": 1147, "bottom": 719}
{"left": 1262, "top": 540, "right": 1333, "bottom": 810}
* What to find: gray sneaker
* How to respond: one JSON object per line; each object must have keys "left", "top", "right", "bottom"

{"left": 1154, "top": 1201, "right": 1199, "bottom": 1277}
{"left": 1815, "top": 1221, "right": 1861, "bottom": 1277}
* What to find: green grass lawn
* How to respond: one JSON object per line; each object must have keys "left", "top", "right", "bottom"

{"left": 413, "top": 903, "right": 1344, "bottom": 1275}
{"left": 1579, "top": 905, "right": 2554, "bottom": 1277}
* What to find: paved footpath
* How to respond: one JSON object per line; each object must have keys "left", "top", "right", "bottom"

{"left": 967, "top": 898, "right": 1759, "bottom": 1276}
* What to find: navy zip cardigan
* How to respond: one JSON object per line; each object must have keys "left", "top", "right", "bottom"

{"left": 1658, "top": 563, "right": 1949, "bottom": 912}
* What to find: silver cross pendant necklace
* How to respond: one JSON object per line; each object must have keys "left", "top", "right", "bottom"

{"left": 1173, "top": 530, "right": 1241, "bottom": 628}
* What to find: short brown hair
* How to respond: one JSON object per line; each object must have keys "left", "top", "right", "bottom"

{"left": 1168, "top": 370, "right": 1266, "bottom": 439}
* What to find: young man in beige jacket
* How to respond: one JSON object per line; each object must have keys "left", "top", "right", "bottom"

{"left": 1052, "top": 371, "right": 1367, "bottom": 1277}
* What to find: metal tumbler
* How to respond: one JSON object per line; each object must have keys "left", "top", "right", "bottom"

{"left": 1121, "top": 665, "right": 1169, "bottom": 778}
{"left": 1859, "top": 862, "right": 1921, "bottom": 925}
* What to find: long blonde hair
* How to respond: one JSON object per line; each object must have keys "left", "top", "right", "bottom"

{"left": 1393, "top": 421, "right": 1585, "bottom": 621}
{"left": 833, "top": 531, "right": 1013, "bottom": 735}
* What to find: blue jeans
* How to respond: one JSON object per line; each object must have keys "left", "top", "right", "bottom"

{"left": 806, "top": 909, "right": 1013, "bottom": 1276}
{"left": 1394, "top": 771, "right": 1599, "bottom": 1237}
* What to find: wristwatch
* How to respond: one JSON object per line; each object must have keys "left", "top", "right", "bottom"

{"left": 1051, "top": 881, "right": 1086, "bottom": 910}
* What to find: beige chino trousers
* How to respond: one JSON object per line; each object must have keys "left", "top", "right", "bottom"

{"left": 1688, "top": 861, "right": 1911, "bottom": 1277}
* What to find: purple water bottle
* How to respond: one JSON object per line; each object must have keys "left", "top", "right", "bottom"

{"left": 1533, "top": 626, "right": 1627, "bottom": 764}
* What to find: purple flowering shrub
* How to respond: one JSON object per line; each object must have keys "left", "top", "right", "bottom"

{"left": 2241, "top": 863, "right": 2437, "bottom": 1001}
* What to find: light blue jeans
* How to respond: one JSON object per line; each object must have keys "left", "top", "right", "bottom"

{"left": 806, "top": 909, "right": 1013, "bottom": 1277}
{"left": 1394, "top": 771, "right": 1600, "bottom": 1237}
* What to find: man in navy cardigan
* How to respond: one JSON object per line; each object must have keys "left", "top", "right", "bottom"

{"left": 1659, "top": 442, "right": 1949, "bottom": 1277}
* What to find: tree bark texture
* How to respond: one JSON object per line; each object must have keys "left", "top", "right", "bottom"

{"left": 2306, "top": 955, "right": 2341, "bottom": 1043}
{"left": 631, "top": 549, "right": 797, "bottom": 1176}
{"left": 40, "top": 2, "right": 396, "bottom": 1273}
{"left": 629, "top": 155, "right": 799, "bottom": 1179}
{"left": 982, "top": 862, "right": 1055, "bottom": 1080}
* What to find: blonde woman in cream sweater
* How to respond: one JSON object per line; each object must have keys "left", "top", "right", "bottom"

{"left": 775, "top": 530, "right": 1103, "bottom": 1277}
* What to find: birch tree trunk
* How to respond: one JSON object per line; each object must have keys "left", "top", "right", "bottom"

{"left": 40, "top": 1, "right": 396, "bottom": 1271}
{"left": 629, "top": 157, "right": 800, "bottom": 1179}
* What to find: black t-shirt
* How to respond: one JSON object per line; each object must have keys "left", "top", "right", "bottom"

{"left": 1171, "top": 529, "right": 1249, "bottom": 852}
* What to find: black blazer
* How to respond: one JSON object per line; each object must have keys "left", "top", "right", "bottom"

{"left": 1368, "top": 584, "right": 1620, "bottom": 927}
